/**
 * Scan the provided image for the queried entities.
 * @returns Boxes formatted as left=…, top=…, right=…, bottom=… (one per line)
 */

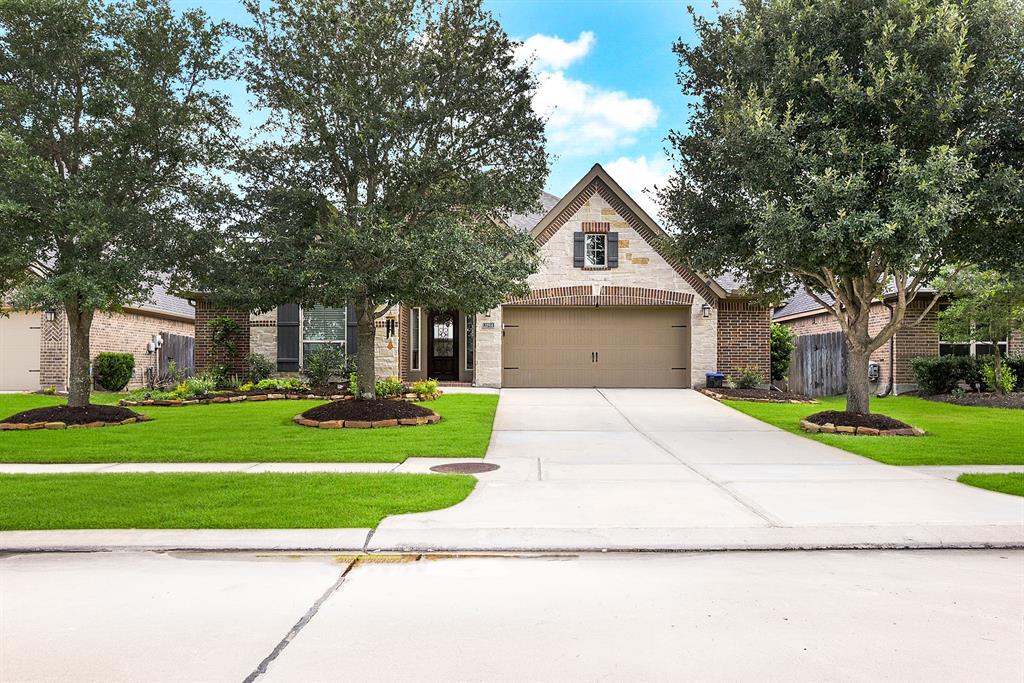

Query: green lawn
left=957, top=473, right=1024, bottom=497
left=0, top=472, right=476, bottom=529
left=724, top=395, right=1023, bottom=466
left=0, top=393, right=497, bottom=463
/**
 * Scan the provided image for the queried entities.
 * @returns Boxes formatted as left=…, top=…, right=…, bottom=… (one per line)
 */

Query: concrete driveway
left=371, top=389, right=1024, bottom=550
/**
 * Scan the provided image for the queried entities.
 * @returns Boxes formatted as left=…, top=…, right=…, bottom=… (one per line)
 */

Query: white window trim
left=465, top=314, right=475, bottom=371
left=584, top=233, right=607, bottom=268
left=410, top=307, right=421, bottom=371
left=939, top=338, right=1009, bottom=356
left=300, top=306, right=348, bottom=366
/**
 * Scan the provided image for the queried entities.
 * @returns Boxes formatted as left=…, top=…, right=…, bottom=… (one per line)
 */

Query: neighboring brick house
left=194, top=164, right=771, bottom=388
left=0, top=285, right=195, bottom=392
left=774, top=287, right=1024, bottom=395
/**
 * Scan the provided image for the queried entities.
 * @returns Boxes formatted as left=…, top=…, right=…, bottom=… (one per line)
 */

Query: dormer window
left=584, top=233, right=607, bottom=267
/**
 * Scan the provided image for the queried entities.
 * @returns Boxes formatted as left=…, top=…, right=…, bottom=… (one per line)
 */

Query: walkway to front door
left=371, top=388, right=1024, bottom=551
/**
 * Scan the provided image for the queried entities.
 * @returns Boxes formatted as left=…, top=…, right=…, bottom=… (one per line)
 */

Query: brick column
left=194, top=299, right=250, bottom=375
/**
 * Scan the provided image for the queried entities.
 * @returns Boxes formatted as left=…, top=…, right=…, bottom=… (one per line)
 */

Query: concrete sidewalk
left=369, top=389, right=1024, bottom=551
left=2, top=389, right=1021, bottom=553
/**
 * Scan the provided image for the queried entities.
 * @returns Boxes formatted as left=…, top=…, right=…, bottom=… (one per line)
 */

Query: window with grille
left=302, top=306, right=346, bottom=361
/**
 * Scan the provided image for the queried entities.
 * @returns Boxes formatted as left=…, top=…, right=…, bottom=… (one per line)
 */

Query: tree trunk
left=845, top=313, right=871, bottom=414
left=353, top=294, right=377, bottom=400
left=992, top=343, right=1004, bottom=395
left=65, top=299, right=94, bottom=408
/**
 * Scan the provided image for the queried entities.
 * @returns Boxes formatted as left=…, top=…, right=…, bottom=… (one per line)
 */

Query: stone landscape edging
left=292, top=412, right=440, bottom=429
left=700, top=388, right=818, bottom=404
left=119, top=390, right=441, bottom=407
left=0, top=414, right=153, bottom=431
left=800, top=419, right=925, bottom=437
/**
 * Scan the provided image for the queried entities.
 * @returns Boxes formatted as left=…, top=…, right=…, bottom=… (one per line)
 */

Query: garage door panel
left=0, top=312, right=42, bottom=391
left=502, top=307, right=690, bottom=388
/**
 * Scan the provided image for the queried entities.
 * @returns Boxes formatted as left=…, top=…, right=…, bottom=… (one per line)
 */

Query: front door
left=428, top=311, right=459, bottom=381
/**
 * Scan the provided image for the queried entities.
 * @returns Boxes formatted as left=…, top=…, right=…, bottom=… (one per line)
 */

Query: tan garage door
left=0, top=312, right=42, bottom=391
left=502, top=306, right=690, bottom=388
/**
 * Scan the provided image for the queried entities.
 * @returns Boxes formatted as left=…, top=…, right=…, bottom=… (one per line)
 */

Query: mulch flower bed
left=701, top=387, right=817, bottom=404
left=924, top=392, right=1024, bottom=410
left=801, top=410, right=923, bottom=437
left=294, top=399, right=440, bottom=429
left=0, top=404, right=149, bottom=431
left=120, top=389, right=441, bottom=407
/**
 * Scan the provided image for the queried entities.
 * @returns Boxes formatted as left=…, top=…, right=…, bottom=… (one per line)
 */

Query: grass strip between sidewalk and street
left=956, top=473, right=1024, bottom=497
left=0, top=393, right=497, bottom=463
left=723, top=395, right=1023, bottom=466
left=0, top=473, right=476, bottom=529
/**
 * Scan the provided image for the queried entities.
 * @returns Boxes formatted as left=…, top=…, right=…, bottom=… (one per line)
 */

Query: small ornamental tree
left=658, top=0, right=1024, bottom=414
left=201, top=0, right=547, bottom=399
left=935, top=267, right=1024, bottom=394
left=0, top=0, right=234, bottom=407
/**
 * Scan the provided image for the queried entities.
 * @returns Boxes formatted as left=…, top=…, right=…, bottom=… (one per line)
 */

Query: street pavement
left=1, top=549, right=1021, bottom=682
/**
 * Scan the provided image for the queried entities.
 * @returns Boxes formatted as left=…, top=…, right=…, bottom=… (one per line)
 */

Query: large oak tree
left=0, top=0, right=234, bottom=407
left=203, top=0, right=547, bottom=398
left=659, top=0, right=1024, bottom=413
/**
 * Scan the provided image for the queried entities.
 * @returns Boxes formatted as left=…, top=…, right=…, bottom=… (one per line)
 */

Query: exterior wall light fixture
left=701, top=303, right=712, bottom=318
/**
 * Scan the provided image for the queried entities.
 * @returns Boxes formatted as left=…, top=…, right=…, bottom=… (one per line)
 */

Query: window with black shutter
left=276, top=304, right=300, bottom=372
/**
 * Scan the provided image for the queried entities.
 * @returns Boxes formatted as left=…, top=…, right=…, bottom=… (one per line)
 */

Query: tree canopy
left=200, top=0, right=548, bottom=397
left=0, top=0, right=235, bottom=406
left=659, top=0, right=1024, bottom=412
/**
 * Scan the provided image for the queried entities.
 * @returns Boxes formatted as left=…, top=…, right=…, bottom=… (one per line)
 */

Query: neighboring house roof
left=773, top=287, right=835, bottom=320
left=774, top=284, right=941, bottom=321
left=130, top=283, right=195, bottom=321
left=506, top=192, right=562, bottom=234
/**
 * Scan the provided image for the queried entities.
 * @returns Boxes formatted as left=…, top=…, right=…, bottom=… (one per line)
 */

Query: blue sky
left=173, top=0, right=721, bottom=216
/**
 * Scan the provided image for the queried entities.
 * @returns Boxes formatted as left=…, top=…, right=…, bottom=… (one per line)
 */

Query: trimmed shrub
left=254, top=377, right=307, bottom=391
left=410, top=378, right=440, bottom=400
left=173, top=373, right=217, bottom=399
left=911, top=355, right=982, bottom=394
left=1005, top=356, right=1024, bottom=391
left=302, top=347, right=344, bottom=387
left=246, top=353, right=274, bottom=383
left=375, top=375, right=405, bottom=398
left=94, top=352, right=135, bottom=391
left=981, top=362, right=1016, bottom=393
left=731, top=367, right=764, bottom=389
left=770, top=322, right=795, bottom=381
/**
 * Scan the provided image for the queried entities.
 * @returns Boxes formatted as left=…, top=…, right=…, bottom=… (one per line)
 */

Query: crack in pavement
left=242, top=558, right=360, bottom=682
left=594, top=389, right=783, bottom=527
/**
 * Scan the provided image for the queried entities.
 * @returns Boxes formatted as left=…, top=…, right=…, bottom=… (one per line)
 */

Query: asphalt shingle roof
left=134, top=283, right=195, bottom=320
left=505, top=191, right=562, bottom=233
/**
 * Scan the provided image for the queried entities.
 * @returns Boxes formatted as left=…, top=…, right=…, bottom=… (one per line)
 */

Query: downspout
left=878, top=302, right=895, bottom=397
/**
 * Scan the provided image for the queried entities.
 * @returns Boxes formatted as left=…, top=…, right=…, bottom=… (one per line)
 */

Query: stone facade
left=250, top=308, right=277, bottom=364
left=37, top=308, right=194, bottom=391
left=474, top=179, right=728, bottom=388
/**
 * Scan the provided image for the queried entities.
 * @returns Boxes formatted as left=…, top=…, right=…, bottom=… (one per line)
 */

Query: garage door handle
left=595, top=351, right=599, bottom=363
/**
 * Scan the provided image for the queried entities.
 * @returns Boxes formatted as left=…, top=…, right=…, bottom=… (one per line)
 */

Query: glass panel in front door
left=433, top=315, right=455, bottom=357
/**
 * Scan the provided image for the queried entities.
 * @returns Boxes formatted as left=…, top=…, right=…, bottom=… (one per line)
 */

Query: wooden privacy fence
left=789, top=331, right=848, bottom=397
left=157, top=332, right=194, bottom=379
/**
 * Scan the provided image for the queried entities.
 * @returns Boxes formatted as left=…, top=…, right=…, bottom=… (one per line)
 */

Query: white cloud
left=604, top=154, right=674, bottom=223
left=514, top=31, right=595, bottom=71
left=515, top=31, right=660, bottom=159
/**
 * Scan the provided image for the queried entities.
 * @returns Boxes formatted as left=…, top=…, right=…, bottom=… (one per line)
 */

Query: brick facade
left=35, top=307, right=194, bottom=391
left=778, top=298, right=939, bottom=392
left=194, top=300, right=250, bottom=376
left=717, top=299, right=772, bottom=381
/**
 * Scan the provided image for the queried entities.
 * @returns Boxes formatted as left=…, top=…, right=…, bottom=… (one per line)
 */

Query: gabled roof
left=773, top=287, right=835, bottom=320
left=526, top=164, right=730, bottom=302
